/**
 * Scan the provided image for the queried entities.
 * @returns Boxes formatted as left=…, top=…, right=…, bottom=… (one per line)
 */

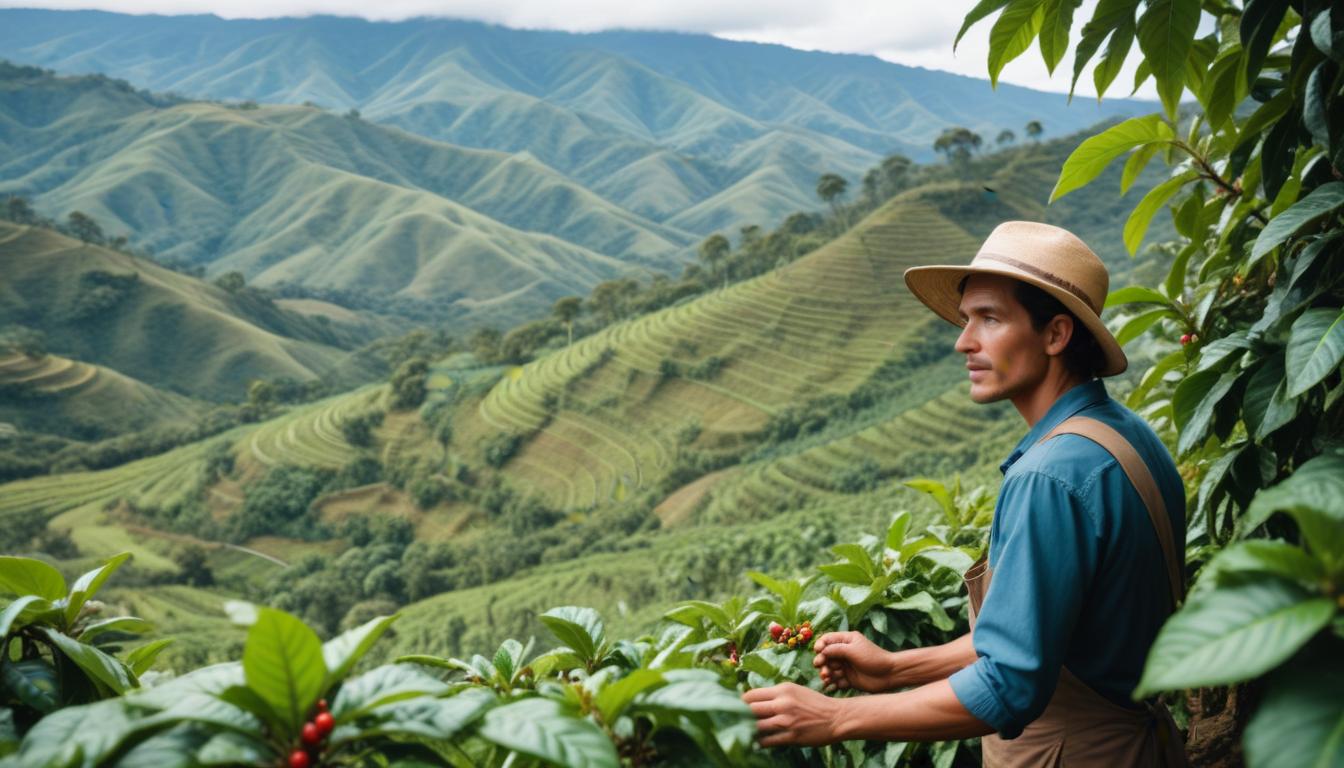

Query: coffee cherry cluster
left=1180, top=333, right=1199, bottom=346
left=287, top=699, right=334, bottom=768
left=764, top=620, right=813, bottom=650
left=725, top=641, right=740, bottom=666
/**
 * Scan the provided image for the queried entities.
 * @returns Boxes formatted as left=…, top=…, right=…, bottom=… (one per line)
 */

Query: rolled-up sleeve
left=948, top=468, right=1100, bottom=738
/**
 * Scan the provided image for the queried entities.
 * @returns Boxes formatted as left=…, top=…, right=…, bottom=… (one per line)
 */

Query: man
left=743, top=221, right=1187, bottom=765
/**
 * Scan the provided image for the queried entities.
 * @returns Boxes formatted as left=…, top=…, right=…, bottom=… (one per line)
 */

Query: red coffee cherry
left=301, top=722, right=320, bottom=746
left=288, top=750, right=310, bottom=768
left=314, top=711, right=334, bottom=736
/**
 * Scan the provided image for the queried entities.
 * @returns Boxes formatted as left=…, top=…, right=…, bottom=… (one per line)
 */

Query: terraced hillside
left=441, top=195, right=1009, bottom=516
left=0, top=351, right=202, bottom=439
left=0, top=222, right=377, bottom=401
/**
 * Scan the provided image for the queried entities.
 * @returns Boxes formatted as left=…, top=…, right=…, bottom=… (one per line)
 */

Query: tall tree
left=816, top=173, right=849, bottom=226
left=698, top=234, right=731, bottom=289
left=552, top=296, right=582, bottom=346
left=66, top=211, right=103, bottom=245
left=933, top=127, right=983, bottom=164
left=996, top=129, right=1016, bottom=146
left=1024, top=120, right=1043, bottom=141
left=4, top=196, right=34, bottom=225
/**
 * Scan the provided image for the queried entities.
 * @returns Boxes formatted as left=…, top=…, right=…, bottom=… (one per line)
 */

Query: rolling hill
left=0, top=221, right=380, bottom=402
left=0, top=63, right=695, bottom=326
left=0, top=350, right=203, bottom=439
left=0, top=10, right=1151, bottom=246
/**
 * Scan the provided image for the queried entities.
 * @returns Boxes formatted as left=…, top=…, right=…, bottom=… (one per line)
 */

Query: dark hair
left=957, top=275, right=1105, bottom=380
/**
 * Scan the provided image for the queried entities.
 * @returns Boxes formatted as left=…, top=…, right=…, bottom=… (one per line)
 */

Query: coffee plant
left=962, top=0, right=1344, bottom=763
left=1, top=486, right=990, bottom=767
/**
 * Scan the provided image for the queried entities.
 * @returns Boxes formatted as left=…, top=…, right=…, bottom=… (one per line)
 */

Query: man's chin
left=967, top=382, right=1004, bottom=404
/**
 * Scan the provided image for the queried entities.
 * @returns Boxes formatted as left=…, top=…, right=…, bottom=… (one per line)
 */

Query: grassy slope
left=0, top=222, right=374, bottom=401
left=0, top=351, right=204, bottom=439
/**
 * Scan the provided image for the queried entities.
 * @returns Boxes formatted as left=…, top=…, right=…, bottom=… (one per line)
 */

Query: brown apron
left=965, top=416, right=1187, bottom=767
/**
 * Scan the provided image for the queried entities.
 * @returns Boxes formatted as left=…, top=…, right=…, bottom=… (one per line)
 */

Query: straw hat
left=902, top=221, right=1127, bottom=377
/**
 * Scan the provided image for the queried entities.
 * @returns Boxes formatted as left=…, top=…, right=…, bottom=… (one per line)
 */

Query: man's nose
left=954, top=324, right=975, bottom=353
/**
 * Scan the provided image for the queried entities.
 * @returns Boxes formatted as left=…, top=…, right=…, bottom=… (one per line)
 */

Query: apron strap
left=1038, top=415, right=1184, bottom=610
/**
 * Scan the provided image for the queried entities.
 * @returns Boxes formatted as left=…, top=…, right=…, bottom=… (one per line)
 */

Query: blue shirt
left=947, top=379, right=1185, bottom=739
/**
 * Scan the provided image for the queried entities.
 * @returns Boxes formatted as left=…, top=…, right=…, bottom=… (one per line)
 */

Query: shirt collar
left=999, top=379, right=1109, bottom=474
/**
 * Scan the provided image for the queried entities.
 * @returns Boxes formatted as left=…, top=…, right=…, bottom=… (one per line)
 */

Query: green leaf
left=956, top=0, right=1011, bottom=50
left=1243, top=646, right=1344, bottom=768
left=242, top=607, right=326, bottom=736
left=1251, top=182, right=1344, bottom=264
left=888, top=592, right=955, bottom=631
left=330, top=664, right=449, bottom=720
left=636, top=675, right=752, bottom=716
left=40, top=628, right=136, bottom=695
left=322, top=613, right=396, bottom=690
left=1051, top=114, right=1173, bottom=201
left=1245, top=454, right=1344, bottom=563
left=1192, top=334, right=1251, bottom=374
left=3, top=699, right=142, bottom=768
left=1038, top=0, right=1081, bottom=73
left=1200, top=47, right=1246, bottom=131
left=1311, top=8, right=1344, bottom=63
left=1136, top=577, right=1336, bottom=695
left=0, top=557, right=66, bottom=603
left=818, top=563, right=872, bottom=585
left=125, top=639, right=173, bottom=677
left=1203, top=540, right=1327, bottom=587
left=1092, top=15, right=1136, bottom=98
left=0, top=707, right=16, bottom=758
left=540, top=607, right=605, bottom=664
left=1240, top=0, right=1291, bottom=83
left=0, top=596, right=45, bottom=639
left=64, top=553, right=131, bottom=627
left=346, top=687, right=494, bottom=743
left=902, top=478, right=958, bottom=527
left=476, top=697, right=619, bottom=768
left=1, top=659, right=57, bottom=713
left=1114, top=308, right=1173, bottom=346
left=1242, top=352, right=1298, bottom=440
left=1286, top=308, right=1344, bottom=398
left=1172, top=368, right=1239, bottom=455
left=885, top=511, right=912, bottom=551
left=77, top=616, right=152, bottom=643
left=1124, top=170, right=1199, bottom=254
left=1121, top=142, right=1159, bottom=194
left=1069, top=0, right=1142, bottom=99
left=595, top=668, right=664, bottom=723
left=1135, top=0, right=1202, bottom=120
left=988, top=0, right=1046, bottom=88
left=1105, top=285, right=1173, bottom=308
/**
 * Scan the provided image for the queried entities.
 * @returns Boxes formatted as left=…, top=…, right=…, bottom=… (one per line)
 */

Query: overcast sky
left=3, top=1, right=1158, bottom=99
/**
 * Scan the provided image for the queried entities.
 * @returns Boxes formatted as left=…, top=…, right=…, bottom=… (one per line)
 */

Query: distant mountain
left=0, top=63, right=694, bottom=324
left=0, top=9, right=1151, bottom=241
left=0, top=221, right=378, bottom=402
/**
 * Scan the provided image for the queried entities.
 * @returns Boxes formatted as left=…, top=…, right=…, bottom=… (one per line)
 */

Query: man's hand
left=742, top=682, right=846, bottom=747
left=812, top=631, right=896, bottom=692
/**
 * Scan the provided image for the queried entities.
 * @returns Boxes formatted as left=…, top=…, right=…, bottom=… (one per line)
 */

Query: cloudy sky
left=3, top=0, right=1156, bottom=98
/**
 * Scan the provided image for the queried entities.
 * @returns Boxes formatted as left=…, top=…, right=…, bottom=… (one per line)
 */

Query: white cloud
left=4, top=0, right=1159, bottom=98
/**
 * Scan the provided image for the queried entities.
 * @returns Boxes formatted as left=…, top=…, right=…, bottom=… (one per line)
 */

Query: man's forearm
left=835, top=679, right=995, bottom=742
left=885, top=632, right=977, bottom=688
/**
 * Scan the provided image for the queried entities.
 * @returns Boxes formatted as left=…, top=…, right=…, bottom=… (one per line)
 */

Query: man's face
left=954, top=275, right=1053, bottom=404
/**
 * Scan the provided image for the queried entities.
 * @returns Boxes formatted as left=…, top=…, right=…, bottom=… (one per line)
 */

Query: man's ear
left=1044, top=314, right=1074, bottom=356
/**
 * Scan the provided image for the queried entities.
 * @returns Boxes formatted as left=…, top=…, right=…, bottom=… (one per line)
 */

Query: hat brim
left=903, top=263, right=1128, bottom=377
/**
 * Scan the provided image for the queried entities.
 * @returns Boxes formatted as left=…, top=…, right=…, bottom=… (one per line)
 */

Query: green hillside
left=0, top=65, right=697, bottom=326
left=0, top=222, right=376, bottom=402
left=0, top=10, right=1150, bottom=246
left=0, top=351, right=203, bottom=439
